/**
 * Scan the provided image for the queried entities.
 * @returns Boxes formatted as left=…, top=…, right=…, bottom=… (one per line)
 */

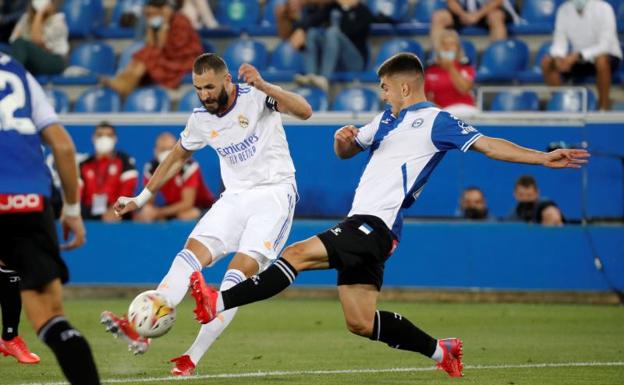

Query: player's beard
left=201, top=86, right=229, bottom=114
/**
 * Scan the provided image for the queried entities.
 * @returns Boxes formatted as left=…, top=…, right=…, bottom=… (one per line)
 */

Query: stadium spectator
left=293, top=0, right=395, bottom=91
left=425, top=29, right=478, bottom=116
left=275, top=0, right=330, bottom=41
left=459, top=186, right=490, bottom=220
left=430, top=0, right=520, bottom=42
left=0, top=0, right=28, bottom=43
left=79, top=123, right=138, bottom=222
left=101, top=0, right=202, bottom=97
left=536, top=201, right=564, bottom=226
left=8, top=0, right=68, bottom=76
left=135, top=132, right=215, bottom=222
left=507, top=175, right=563, bottom=223
left=541, top=0, right=622, bottom=111
left=176, top=0, right=219, bottom=30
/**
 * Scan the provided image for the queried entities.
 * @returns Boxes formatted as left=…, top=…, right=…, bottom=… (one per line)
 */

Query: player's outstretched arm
left=470, top=136, right=590, bottom=168
left=238, top=63, right=312, bottom=120
left=114, top=141, right=192, bottom=217
left=334, top=125, right=362, bottom=159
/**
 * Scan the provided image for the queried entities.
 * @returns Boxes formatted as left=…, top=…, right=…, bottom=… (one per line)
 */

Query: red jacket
left=143, top=158, right=215, bottom=209
left=425, top=62, right=476, bottom=108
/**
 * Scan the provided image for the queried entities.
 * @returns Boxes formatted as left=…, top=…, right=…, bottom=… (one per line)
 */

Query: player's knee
left=281, top=243, right=308, bottom=270
left=345, top=317, right=373, bottom=337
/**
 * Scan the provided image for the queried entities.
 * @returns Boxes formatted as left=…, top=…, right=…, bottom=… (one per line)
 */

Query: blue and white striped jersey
left=349, top=102, right=482, bottom=239
left=0, top=53, right=59, bottom=197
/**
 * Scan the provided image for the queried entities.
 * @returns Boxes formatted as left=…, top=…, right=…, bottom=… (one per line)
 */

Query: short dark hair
left=193, top=53, right=228, bottom=75
left=515, top=175, right=537, bottom=189
left=463, top=186, right=484, bottom=196
left=376, top=52, right=424, bottom=78
left=95, top=121, right=116, bottom=135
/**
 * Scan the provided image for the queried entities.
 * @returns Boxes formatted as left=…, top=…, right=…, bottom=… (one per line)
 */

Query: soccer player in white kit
left=100, top=53, right=312, bottom=375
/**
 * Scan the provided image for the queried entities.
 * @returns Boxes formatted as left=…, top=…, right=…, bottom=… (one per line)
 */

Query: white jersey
left=180, top=84, right=296, bottom=194
left=349, top=102, right=482, bottom=238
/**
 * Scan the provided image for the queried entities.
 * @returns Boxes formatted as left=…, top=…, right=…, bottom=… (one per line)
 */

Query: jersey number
left=0, top=70, right=36, bottom=134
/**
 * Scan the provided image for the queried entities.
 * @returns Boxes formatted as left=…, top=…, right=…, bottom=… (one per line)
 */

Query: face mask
left=438, top=50, right=456, bottom=61
left=463, top=208, right=488, bottom=220
left=157, top=150, right=171, bottom=164
left=32, top=0, right=50, bottom=11
left=515, top=201, right=536, bottom=222
left=94, top=136, right=115, bottom=155
left=148, top=15, right=164, bottom=29
left=571, top=0, right=588, bottom=11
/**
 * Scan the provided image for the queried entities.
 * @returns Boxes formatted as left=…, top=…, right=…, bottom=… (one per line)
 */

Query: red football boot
left=0, top=336, right=40, bottom=364
left=189, top=271, right=218, bottom=324
left=100, top=310, right=150, bottom=354
left=170, top=354, right=196, bottom=376
left=436, top=338, right=463, bottom=377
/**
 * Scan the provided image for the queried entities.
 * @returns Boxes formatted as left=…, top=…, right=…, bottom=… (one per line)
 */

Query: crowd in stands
left=0, top=0, right=621, bottom=112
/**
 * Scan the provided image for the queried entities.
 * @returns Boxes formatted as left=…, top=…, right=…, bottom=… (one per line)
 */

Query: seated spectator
left=430, top=0, right=520, bottom=42
left=275, top=0, right=330, bottom=41
left=459, top=186, right=490, bottom=220
left=507, top=175, right=563, bottom=223
left=176, top=0, right=218, bottom=30
left=9, top=0, right=68, bottom=76
left=135, top=132, right=215, bottom=222
left=536, top=201, right=564, bottom=226
left=102, top=0, right=202, bottom=97
left=0, top=0, right=28, bottom=43
left=425, top=29, right=478, bottom=116
left=292, top=0, right=395, bottom=91
left=79, top=122, right=138, bottom=222
left=541, top=0, right=622, bottom=111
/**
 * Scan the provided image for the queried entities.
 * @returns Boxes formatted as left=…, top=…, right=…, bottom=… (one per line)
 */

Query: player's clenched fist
left=334, top=125, right=359, bottom=144
left=113, top=196, right=139, bottom=217
left=238, top=63, right=266, bottom=90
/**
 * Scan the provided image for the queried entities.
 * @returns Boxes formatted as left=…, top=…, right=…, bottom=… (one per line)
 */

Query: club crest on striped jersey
left=238, top=114, right=249, bottom=128
left=411, top=118, right=424, bottom=128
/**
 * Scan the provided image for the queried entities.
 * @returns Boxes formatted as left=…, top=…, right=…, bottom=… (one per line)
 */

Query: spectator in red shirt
left=79, top=122, right=138, bottom=221
left=134, top=132, right=215, bottom=222
left=424, top=29, right=478, bottom=116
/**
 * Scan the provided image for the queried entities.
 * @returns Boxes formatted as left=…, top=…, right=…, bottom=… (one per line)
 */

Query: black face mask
left=515, top=201, right=536, bottom=222
left=201, top=86, right=229, bottom=114
left=463, top=208, right=488, bottom=220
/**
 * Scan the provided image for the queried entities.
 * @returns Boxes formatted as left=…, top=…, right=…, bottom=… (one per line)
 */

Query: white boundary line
left=13, top=361, right=624, bottom=385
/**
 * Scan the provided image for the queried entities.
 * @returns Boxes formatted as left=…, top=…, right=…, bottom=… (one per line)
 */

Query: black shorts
left=451, top=9, right=514, bottom=30
left=317, top=215, right=396, bottom=290
left=563, top=55, right=622, bottom=81
left=0, top=201, right=69, bottom=290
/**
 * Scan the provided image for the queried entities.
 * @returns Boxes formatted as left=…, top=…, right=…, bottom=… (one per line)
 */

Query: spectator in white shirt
left=541, top=0, right=622, bottom=110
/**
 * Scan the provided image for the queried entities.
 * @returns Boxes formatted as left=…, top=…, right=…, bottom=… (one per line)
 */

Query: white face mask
left=32, top=0, right=50, bottom=11
left=571, top=0, right=588, bottom=11
left=157, top=150, right=171, bottom=164
left=94, top=136, right=116, bottom=155
left=148, top=15, right=164, bottom=29
left=439, top=50, right=457, bottom=61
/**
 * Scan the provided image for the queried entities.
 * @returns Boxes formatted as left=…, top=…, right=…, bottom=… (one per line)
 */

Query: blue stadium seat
left=223, top=39, right=269, bottom=71
left=374, top=39, right=424, bottom=68
left=0, top=43, right=9, bottom=54
left=518, top=41, right=551, bottom=83
left=74, top=87, right=121, bottom=113
left=260, top=0, right=285, bottom=26
left=62, top=0, right=104, bottom=38
left=547, top=89, right=597, bottom=112
left=293, top=87, right=328, bottom=112
left=97, top=0, right=144, bottom=38
left=123, top=86, right=170, bottom=112
left=178, top=89, right=202, bottom=111
left=476, top=39, right=529, bottom=82
left=217, top=0, right=261, bottom=30
left=511, top=0, right=558, bottom=34
left=52, top=42, right=116, bottom=85
left=265, top=41, right=304, bottom=82
left=332, top=87, right=380, bottom=112
left=411, top=0, right=446, bottom=23
left=368, top=0, right=408, bottom=21
left=44, top=89, right=69, bottom=114
left=606, top=0, right=624, bottom=29
left=117, top=41, right=144, bottom=73
left=490, top=91, right=539, bottom=111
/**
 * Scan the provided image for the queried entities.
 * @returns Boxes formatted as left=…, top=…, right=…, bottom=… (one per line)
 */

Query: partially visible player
left=101, top=53, right=312, bottom=375
left=0, top=53, right=100, bottom=384
left=190, top=53, right=590, bottom=377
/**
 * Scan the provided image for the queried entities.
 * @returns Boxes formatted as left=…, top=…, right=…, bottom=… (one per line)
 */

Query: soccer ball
left=128, top=290, right=176, bottom=338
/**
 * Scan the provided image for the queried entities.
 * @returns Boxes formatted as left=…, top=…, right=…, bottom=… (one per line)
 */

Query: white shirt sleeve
left=26, top=72, right=60, bottom=132
left=179, top=113, right=207, bottom=151
left=354, top=113, right=383, bottom=150
left=580, top=3, right=618, bottom=62
left=549, top=7, right=569, bottom=58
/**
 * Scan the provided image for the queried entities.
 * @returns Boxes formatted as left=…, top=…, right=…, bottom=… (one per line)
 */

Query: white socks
left=157, top=249, right=202, bottom=307
left=431, top=340, right=444, bottom=362
left=185, top=269, right=246, bottom=364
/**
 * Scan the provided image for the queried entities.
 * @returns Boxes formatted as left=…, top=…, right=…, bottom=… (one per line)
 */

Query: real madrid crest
left=238, top=114, right=249, bottom=128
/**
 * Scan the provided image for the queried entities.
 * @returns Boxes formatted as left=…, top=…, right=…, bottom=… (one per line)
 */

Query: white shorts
left=188, top=184, right=297, bottom=271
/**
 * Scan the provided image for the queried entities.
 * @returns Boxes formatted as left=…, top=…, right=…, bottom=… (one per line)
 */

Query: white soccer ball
left=128, top=290, right=176, bottom=338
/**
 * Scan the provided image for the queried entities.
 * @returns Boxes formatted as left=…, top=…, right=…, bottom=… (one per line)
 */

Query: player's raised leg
left=338, top=284, right=463, bottom=377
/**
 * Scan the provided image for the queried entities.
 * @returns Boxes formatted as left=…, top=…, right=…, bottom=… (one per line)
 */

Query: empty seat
left=74, top=87, right=121, bottom=113
left=217, top=0, right=261, bottom=30
left=477, top=39, right=529, bottom=82
left=260, top=0, right=283, bottom=26
left=547, top=89, right=597, bottom=112
left=44, top=89, right=69, bottom=114
left=518, top=40, right=551, bottom=83
left=520, top=0, right=558, bottom=24
left=62, top=0, right=104, bottom=38
left=123, top=86, right=170, bottom=112
left=490, top=91, right=539, bottom=111
left=178, top=89, right=202, bottom=111
left=368, top=0, right=408, bottom=21
left=70, top=42, right=116, bottom=75
left=332, top=87, right=380, bottom=112
left=223, top=39, right=269, bottom=71
left=269, top=41, right=304, bottom=72
left=373, top=39, right=424, bottom=69
left=293, top=87, right=328, bottom=112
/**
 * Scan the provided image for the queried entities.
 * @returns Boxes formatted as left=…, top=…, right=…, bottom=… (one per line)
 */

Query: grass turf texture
left=1, top=298, right=623, bottom=385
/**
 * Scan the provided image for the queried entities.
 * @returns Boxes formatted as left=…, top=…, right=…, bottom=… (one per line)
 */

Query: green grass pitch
left=1, top=298, right=623, bottom=385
